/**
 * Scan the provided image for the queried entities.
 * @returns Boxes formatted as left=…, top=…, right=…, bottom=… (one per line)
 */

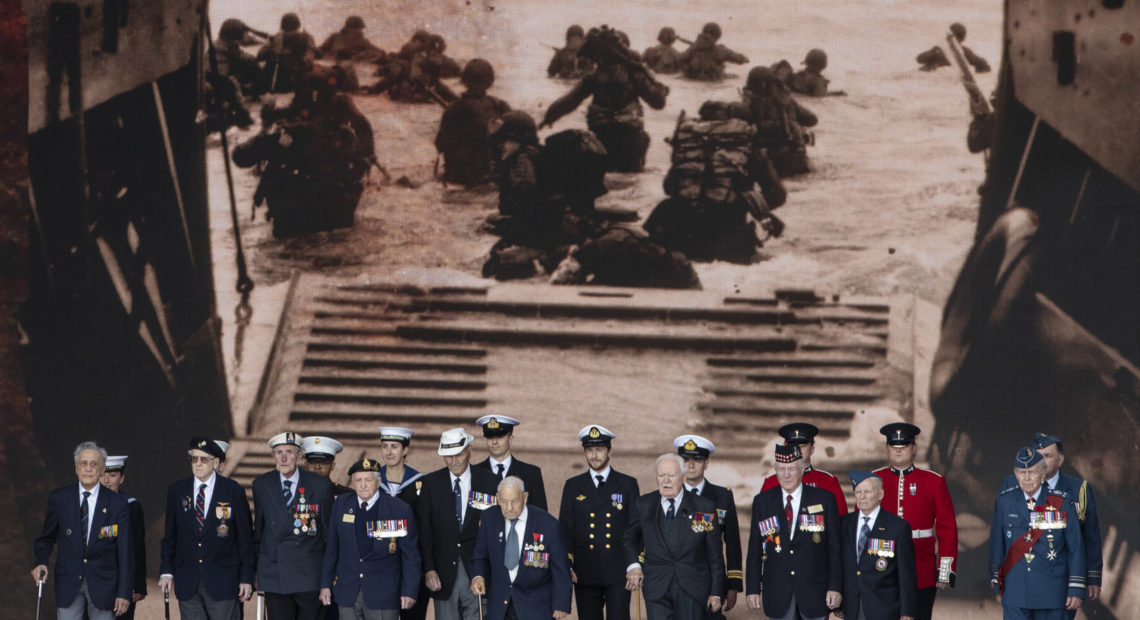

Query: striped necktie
left=80, top=491, right=91, bottom=553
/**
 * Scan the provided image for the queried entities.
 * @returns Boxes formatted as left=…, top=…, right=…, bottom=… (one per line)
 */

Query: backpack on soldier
left=662, top=108, right=756, bottom=205
left=537, top=129, right=609, bottom=213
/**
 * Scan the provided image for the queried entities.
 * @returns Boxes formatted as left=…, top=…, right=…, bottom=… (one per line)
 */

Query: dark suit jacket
left=252, top=469, right=333, bottom=594
left=623, top=490, right=725, bottom=606
left=34, top=483, right=132, bottom=609
left=746, top=485, right=841, bottom=619
left=160, top=475, right=255, bottom=601
left=474, top=456, right=548, bottom=511
left=120, top=492, right=148, bottom=595
left=841, top=509, right=917, bottom=620
left=694, top=480, right=743, bottom=594
left=321, top=491, right=421, bottom=609
left=413, top=466, right=501, bottom=599
left=471, top=505, right=572, bottom=619
left=558, top=469, right=639, bottom=586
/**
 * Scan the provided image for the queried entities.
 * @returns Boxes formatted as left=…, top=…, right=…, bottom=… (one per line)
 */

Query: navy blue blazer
left=34, top=483, right=132, bottom=609
left=321, top=491, right=421, bottom=610
left=159, top=474, right=255, bottom=601
left=841, top=509, right=917, bottom=620
left=745, top=485, right=841, bottom=619
left=471, top=505, right=572, bottom=619
left=413, top=466, right=501, bottom=600
left=252, top=469, right=334, bottom=594
left=989, top=486, right=1085, bottom=610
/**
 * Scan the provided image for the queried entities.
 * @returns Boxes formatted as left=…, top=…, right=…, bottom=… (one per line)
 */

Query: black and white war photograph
left=2, top=0, right=1139, bottom=617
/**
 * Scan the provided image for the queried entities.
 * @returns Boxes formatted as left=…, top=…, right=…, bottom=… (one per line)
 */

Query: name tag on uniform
left=343, top=513, right=356, bottom=523
left=807, top=504, right=824, bottom=514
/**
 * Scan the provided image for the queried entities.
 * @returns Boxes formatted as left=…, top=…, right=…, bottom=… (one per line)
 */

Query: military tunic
left=874, top=465, right=958, bottom=590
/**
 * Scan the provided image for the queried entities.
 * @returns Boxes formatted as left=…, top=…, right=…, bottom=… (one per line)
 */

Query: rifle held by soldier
left=946, top=32, right=991, bottom=117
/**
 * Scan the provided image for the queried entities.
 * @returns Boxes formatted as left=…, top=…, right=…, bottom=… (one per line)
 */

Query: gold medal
left=813, top=532, right=821, bottom=544
left=389, top=539, right=397, bottom=554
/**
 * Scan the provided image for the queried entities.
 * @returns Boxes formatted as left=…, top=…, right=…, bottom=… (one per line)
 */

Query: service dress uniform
left=874, top=423, right=957, bottom=620
left=989, top=448, right=1085, bottom=620
left=559, top=425, right=639, bottom=620
left=472, top=415, right=549, bottom=511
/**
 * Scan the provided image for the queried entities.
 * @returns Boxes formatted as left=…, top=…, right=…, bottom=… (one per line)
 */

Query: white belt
left=912, top=528, right=934, bottom=539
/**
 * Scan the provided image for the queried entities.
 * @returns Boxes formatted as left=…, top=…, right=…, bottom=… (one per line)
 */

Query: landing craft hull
left=931, top=0, right=1140, bottom=616
left=19, top=0, right=229, bottom=598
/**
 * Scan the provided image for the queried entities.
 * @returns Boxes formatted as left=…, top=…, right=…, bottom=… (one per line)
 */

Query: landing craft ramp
left=223, top=276, right=920, bottom=526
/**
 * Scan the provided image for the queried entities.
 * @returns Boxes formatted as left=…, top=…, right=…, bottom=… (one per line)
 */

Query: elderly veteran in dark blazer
left=32, top=441, right=133, bottom=620
left=624, top=453, right=726, bottom=619
left=159, top=437, right=255, bottom=620
left=414, top=427, right=501, bottom=620
left=840, top=471, right=917, bottom=620
left=470, top=476, right=572, bottom=619
left=253, top=431, right=334, bottom=620
left=320, top=457, right=421, bottom=619
left=746, top=443, right=842, bottom=620
left=472, top=415, right=549, bottom=511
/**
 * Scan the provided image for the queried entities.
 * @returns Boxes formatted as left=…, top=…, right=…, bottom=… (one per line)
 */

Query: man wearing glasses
left=159, top=437, right=254, bottom=619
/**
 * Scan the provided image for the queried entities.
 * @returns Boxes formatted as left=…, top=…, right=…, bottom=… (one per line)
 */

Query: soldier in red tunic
left=873, top=422, right=958, bottom=620
left=761, top=423, right=849, bottom=515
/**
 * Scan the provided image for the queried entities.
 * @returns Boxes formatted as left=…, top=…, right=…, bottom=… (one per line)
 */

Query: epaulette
left=998, top=486, right=1021, bottom=496
left=127, top=496, right=138, bottom=503
left=915, top=466, right=944, bottom=478
left=1047, top=488, right=1070, bottom=498
left=813, top=468, right=836, bottom=477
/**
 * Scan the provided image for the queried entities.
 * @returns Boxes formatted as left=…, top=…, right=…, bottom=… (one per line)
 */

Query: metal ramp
left=224, top=276, right=911, bottom=508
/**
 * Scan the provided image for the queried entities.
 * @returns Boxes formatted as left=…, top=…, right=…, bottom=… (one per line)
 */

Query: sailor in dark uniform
left=303, top=436, right=353, bottom=497
left=472, top=416, right=548, bottom=511
left=99, top=455, right=147, bottom=619
left=673, top=434, right=742, bottom=617
left=375, top=427, right=429, bottom=620
left=558, top=425, right=640, bottom=620
left=998, top=432, right=1102, bottom=618
left=990, top=447, right=1085, bottom=619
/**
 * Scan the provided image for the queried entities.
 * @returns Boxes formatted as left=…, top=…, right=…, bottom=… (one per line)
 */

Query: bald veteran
left=990, top=447, right=1085, bottom=619
left=473, top=415, right=548, bottom=511
left=320, top=458, right=421, bottom=619
left=253, top=431, right=334, bottom=620
left=159, top=437, right=254, bottom=619
left=674, top=434, right=743, bottom=616
left=303, top=436, right=353, bottom=497
left=558, top=425, right=640, bottom=620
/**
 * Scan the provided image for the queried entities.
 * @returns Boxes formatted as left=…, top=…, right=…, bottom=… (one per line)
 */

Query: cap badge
left=895, top=429, right=903, bottom=441
left=589, top=427, right=601, bottom=439
left=684, top=439, right=697, bottom=451
left=286, top=432, right=296, bottom=444
left=362, top=459, right=371, bottom=469
left=487, top=418, right=500, bottom=429
left=314, top=438, right=321, bottom=444
left=198, top=440, right=207, bottom=448
left=793, top=430, right=802, bottom=439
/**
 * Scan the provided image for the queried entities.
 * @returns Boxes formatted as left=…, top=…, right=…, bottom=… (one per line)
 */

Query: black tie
left=80, top=491, right=91, bottom=553
left=666, top=498, right=675, bottom=523
left=453, top=477, right=463, bottom=525
left=497, top=463, right=506, bottom=480
left=596, top=474, right=605, bottom=488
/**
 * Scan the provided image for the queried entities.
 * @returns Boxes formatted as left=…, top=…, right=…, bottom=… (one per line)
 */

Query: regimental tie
left=497, top=463, right=506, bottom=480
left=282, top=479, right=293, bottom=506
left=858, top=516, right=870, bottom=556
left=80, top=491, right=91, bottom=553
left=453, top=478, right=463, bottom=525
left=195, top=483, right=207, bottom=534
left=666, top=498, right=675, bottom=523
left=785, top=495, right=794, bottom=533
left=596, top=474, right=605, bottom=488
left=505, top=518, right=520, bottom=571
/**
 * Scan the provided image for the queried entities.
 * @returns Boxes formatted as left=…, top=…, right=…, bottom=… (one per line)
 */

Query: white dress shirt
left=359, top=491, right=380, bottom=511
left=856, top=505, right=881, bottom=555
left=279, top=469, right=300, bottom=502
left=489, top=455, right=514, bottom=479
left=453, top=467, right=472, bottom=524
left=684, top=479, right=707, bottom=494
left=591, top=465, right=612, bottom=488
left=505, top=506, right=528, bottom=582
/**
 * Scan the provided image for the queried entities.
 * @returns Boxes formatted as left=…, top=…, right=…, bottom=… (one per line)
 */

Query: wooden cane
left=478, top=589, right=484, bottom=620
left=636, top=588, right=642, bottom=620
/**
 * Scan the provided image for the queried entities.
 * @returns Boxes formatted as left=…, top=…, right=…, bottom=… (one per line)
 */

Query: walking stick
left=256, top=590, right=264, bottom=620
left=34, top=575, right=44, bottom=620
left=477, top=590, right=484, bottom=620
left=163, top=585, right=170, bottom=620
left=636, top=588, right=643, bottom=620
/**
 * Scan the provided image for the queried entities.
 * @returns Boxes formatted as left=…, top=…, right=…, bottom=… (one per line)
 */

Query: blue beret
left=1014, top=446, right=1043, bottom=469
left=849, top=470, right=879, bottom=490
left=1031, top=432, right=1060, bottom=450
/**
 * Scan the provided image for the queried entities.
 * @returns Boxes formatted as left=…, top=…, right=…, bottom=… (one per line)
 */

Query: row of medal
left=1029, top=509, right=1068, bottom=530
left=690, top=512, right=716, bottom=533
left=469, top=491, right=496, bottom=511
left=217, top=504, right=232, bottom=538
left=293, top=497, right=320, bottom=536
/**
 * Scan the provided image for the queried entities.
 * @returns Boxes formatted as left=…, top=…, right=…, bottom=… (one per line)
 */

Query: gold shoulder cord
left=1078, top=480, right=1088, bottom=524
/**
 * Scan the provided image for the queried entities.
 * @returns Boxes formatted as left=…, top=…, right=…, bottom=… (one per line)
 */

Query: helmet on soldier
left=746, top=65, right=779, bottom=91
left=461, top=58, right=496, bottom=91
left=220, top=19, right=246, bottom=42
left=658, top=27, right=677, bottom=44
left=567, top=25, right=585, bottom=41
left=491, top=110, right=538, bottom=142
left=803, top=48, right=828, bottom=71
left=412, top=30, right=431, bottom=44
left=345, top=16, right=365, bottom=30
left=280, top=13, right=301, bottom=32
left=428, top=34, right=447, bottom=53
left=950, top=22, right=967, bottom=41
left=702, top=22, right=722, bottom=41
